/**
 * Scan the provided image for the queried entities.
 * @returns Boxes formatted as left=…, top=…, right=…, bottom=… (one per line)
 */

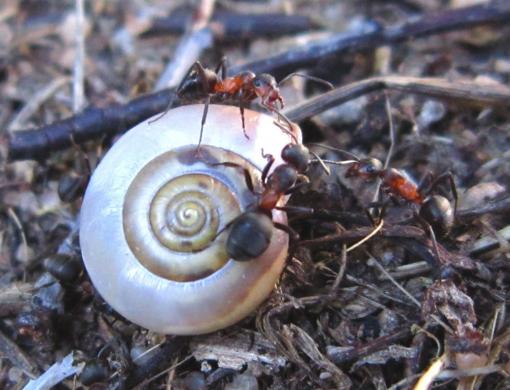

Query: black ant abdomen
left=226, top=211, right=274, bottom=261
left=419, top=195, right=454, bottom=237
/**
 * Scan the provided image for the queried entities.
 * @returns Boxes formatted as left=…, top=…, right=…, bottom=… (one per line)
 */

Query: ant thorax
left=381, top=168, right=423, bottom=204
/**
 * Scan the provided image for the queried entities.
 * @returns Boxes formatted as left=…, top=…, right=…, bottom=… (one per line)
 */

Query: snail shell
left=80, top=104, right=301, bottom=335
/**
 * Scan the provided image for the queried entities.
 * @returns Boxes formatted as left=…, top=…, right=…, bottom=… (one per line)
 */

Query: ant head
left=252, top=74, right=281, bottom=102
left=281, top=143, right=310, bottom=173
left=345, top=158, right=383, bottom=179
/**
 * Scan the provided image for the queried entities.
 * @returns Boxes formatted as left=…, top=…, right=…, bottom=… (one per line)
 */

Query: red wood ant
left=215, top=143, right=315, bottom=261
left=313, top=145, right=458, bottom=237
left=157, top=57, right=332, bottom=146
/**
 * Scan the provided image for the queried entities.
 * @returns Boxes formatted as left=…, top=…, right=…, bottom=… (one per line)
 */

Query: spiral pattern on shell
left=80, top=104, right=301, bottom=334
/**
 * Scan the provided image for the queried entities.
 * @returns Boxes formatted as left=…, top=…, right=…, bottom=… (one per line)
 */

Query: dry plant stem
left=7, top=3, right=510, bottom=160
left=0, top=282, right=33, bottom=317
left=0, top=328, right=38, bottom=378
left=413, top=354, right=448, bottom=390
left=228, top=1, right=510, bottom=78
left=366, top=252, right=454, bottom=333
left=284, top=76, right=510, bottom=122
left=327, top=328, right=412, bottom=364
left=144, top=11, right=318, bottom=41
left=73, top=0, right=86, bottom=112
left=346, top=219, right=384, bottom=253
left=298, top=224, right=425, bottom=248
left=154, top=0, right=216, bottom=91
left=9, top=74, right=510, bottom=160
left=7, top=77, right=70, bottom=132
left=329, top=244, right=347, bottom=292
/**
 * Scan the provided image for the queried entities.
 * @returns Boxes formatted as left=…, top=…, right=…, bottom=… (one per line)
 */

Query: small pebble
left=417, top=100, right=446, bottom=130
left=461, top=182, right=506, bottom=210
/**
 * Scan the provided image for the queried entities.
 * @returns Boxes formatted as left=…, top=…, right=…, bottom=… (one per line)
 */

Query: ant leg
left=269, top=109, right=298, bottom=143
left=196, top=95, right=210, bottom=150
left=284, top=175, right=310, bottom=195
left=260, top=153, right=275, bottom=184
left=417, top=171, right=434, bottom=193
left=239, top=103, right=250, bottom=139
left=150, top=61, right=207, bottom=124
left=212, top=162, right=257, bottom=193
left=215, top=56, right=227, bottom=80
left=273, top=222, right=300, bottom=243
left=427, top=172, right=458, bottom=215
left=414, top=212, right=442, bottom=265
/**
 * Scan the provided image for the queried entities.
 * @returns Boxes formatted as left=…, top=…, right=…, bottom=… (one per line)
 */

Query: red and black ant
left=157, top=57, right=332, bottom=146
left=314, top=145, right=458, bottom=237
left=214, top=143, right=317, bottom=261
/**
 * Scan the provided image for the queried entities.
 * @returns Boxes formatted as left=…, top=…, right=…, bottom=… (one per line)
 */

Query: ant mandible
left=215, top=143, right=315, bottom=261
left=314, top=145, right=458, bottom=237
left=162, top=57, right=332, bottom=147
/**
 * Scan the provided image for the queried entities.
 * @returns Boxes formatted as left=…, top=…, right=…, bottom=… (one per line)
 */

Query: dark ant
left=215, top=143, right=316, bottom=261
left=314, top=145, right=457, bottom=237
left=155, top=57, right=332, bottom=146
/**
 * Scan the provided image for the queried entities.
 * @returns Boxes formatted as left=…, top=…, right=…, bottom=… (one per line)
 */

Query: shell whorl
left=80, top=104, right=301, bottom=334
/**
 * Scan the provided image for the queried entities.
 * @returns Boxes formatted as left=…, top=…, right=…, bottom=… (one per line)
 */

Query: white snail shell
left=80, top=104, right=301, bottom=335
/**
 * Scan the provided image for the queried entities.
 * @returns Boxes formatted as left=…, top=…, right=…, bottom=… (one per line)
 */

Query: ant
left=215, top=142, right=317, bottom=261
left=156, top=57, right=332, bottom=147
left=314, top=145, right=457, bottom=237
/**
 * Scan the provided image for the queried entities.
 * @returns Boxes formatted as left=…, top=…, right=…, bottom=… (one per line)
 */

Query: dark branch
left=7, top=1, right=510, bottom=161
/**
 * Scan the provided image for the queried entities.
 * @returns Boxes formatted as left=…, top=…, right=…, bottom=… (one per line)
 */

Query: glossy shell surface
left=80, top=104, right=301, bottom=334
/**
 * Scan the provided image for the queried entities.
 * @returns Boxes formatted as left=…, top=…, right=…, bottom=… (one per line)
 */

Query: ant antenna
left=307, top=143, right=361, bottom=161
left=278, top=73, right=334, bottom=90
left=308, top=150, right=331, bottom=175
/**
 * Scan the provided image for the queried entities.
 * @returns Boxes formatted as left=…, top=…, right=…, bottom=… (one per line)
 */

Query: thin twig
left=8, top=2, right=510, bottom=160
left=285, top=75, right=510, bottom=122
left=73, top=0, right=86, bottom=112
left=7, top=77, right=70, bottom=132
left=154, top=0, right=216, bottom=91
left=229, top=1, right=510, bottom=78
left=330, top=244, right=347, bottom=292
left=365, top=251, right=454, bottom=334
left=346, top=219, right=384, bottom=253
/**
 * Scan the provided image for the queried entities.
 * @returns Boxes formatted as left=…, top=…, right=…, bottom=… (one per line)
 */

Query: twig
left=8, top=1, right=510, bottom=160
left=366, top=252, right=454, bottom=334
left=154, top=0, right=216, bottom=91
left=22, top=352, right=84, bottom=390
left=0, top=328, right=39, bottom=379
left=228, top=1, right=510, bottom=78
left=7, top=77, right=70, bottom=132
left=142, top=10, right=320, bottom=41
left=73, top=0, right=86, bottom=112
left=346, top=219, right=384, bottom=252
left=329, top=244, right=347, bottom=292
left=413, top=354, right=448, bottom=390
left=284, top=75, right=510, bottom=122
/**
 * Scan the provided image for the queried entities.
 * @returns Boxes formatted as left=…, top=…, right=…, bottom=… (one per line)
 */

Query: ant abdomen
left=226, top=212, right=274, bottom=261
left=419, top=195, right=454, bottom=237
